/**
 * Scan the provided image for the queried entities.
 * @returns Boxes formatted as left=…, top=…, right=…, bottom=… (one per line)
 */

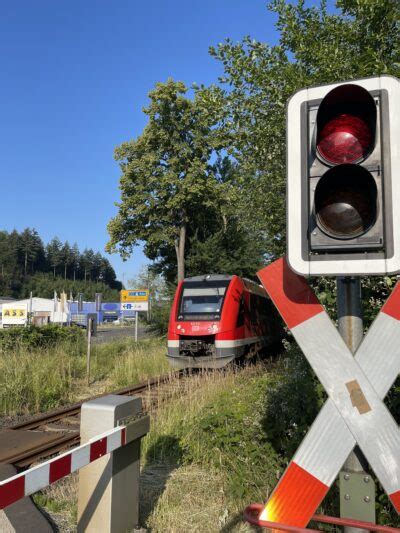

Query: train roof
left=182, top=274, right=268, bottom=298
left=183, top=274, right=233, bottom=282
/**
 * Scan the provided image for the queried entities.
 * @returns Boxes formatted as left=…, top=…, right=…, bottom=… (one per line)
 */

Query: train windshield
left=178, top=280, right=230, bottom=321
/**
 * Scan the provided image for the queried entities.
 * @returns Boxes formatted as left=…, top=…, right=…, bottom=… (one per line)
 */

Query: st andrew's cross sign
left=256, top=258, right=400, bottom=527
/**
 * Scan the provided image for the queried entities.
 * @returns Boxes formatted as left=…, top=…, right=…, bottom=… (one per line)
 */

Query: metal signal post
left=337, top=277, right=373, bottom=532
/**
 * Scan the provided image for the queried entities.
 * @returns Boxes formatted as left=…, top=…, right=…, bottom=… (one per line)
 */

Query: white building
left=1, top=297, right=70, bottom=327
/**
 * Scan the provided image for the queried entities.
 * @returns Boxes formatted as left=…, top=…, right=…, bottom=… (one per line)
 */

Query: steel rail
left=11, top=370, right=184, bottom=431
left=4, top=370, right=186, bottom=467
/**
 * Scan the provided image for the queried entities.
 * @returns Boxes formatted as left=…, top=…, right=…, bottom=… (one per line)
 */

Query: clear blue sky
left=0, top=0, right=282, bottom=285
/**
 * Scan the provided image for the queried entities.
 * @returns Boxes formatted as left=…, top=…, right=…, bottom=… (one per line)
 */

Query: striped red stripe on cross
left=257, top=258, right=400, bottom=526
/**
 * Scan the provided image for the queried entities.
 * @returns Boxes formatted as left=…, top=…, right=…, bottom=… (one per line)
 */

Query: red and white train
left=167, top=274, right=284, bottom=369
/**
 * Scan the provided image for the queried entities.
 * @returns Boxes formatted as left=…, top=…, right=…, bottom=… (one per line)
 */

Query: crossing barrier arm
left=0, top=395, right=150, bottom=533
left=0, top=415, right=149, bottom=510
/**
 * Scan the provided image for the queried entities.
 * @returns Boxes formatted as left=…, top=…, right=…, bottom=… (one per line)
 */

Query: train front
left=167, top=274, right=236, bottom=369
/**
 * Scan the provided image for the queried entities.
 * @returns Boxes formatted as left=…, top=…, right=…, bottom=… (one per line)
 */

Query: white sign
left=121, top=302, right=148, bottom=312
left=2, top=303, right=28, bottom=326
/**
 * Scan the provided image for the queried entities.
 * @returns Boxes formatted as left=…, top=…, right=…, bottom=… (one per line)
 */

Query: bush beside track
left=0, top=324, right=84, bottom=352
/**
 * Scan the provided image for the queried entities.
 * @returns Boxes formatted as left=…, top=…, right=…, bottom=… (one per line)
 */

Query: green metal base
left=340, top=471, right=376, bottom=523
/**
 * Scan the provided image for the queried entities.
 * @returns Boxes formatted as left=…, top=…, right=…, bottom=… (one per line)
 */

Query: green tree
left=207, top=3, right=400, bottom=524
left=22, top=272, right=120, bottom=301
left=70, top=243, right=80, bottom=282
left=80, top=249, right=95, bottom=282
left=46, top=237, right=62, bottom=278
left=19, top=228, right=43, bottom=276
left=60, top=242, right=72, bottom=280
left=186, top=221, right=266, bottom=280
left=107, top=79, right=229, bottom=282
left=208, top=0, right=400, bottom=258
left=0, top=231, right=19, bottom=293
left=128, top=265, right=174, bottom=333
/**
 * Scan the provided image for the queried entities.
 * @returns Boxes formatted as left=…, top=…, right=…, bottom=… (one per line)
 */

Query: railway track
left=2, top=370, right=186, bottom=468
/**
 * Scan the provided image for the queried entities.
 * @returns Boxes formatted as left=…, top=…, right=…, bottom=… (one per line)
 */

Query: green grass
left=141, top=364, right=285, bottom=516
left=0, top=336, right=169, bottom=417
left=28, top=343, right=400, bottom=530
left=34, top=346, right=400, bottom=530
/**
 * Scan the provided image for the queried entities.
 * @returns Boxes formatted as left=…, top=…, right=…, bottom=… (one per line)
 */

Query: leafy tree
left=128, top=265, right=174, bottom=333
left=208, top=0, right=400, bottom=259
left=186, top=221, right=266, bottom=280
left=128, top=265, right=166, bottom=304
left=206, top=3, right=400, bottom=524
left=107, top=79, right=229, bottom=282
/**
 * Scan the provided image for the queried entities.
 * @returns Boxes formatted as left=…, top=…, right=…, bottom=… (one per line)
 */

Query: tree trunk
left=53, top=266, right=56, bottom=278
left=175, top=222, right=186, bottom=282
left=222, top=214, right=228, bottom=233
left=24, top=252, right=28, bottom=276
left=73, top=269, right=76, bottom=282
left=64, top=263, right=67, bottom=280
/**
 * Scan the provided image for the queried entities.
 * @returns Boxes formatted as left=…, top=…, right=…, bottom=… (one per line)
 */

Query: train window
left=250, top=293, right=271, bottom=323
left=177, top=280, right=230, bottom=321
left=236, top=297, right=245, bottom=328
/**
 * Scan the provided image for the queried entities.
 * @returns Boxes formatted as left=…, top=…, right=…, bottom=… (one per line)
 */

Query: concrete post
left=77, top=395, right=148, bottom=533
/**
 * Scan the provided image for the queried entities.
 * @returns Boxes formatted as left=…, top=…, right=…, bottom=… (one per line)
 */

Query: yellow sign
left=120, top=290, right=149, bottom=303
left=2, top=303, right=28, bottom=325
left=3, top=308, right=26, bottom=318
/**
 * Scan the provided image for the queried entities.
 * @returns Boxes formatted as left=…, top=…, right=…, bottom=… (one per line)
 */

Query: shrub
left=261, top=342, right=326, bottom=457
left=148, top=300, right=171, bottom=336
left=180, top=371, right=284, bottom=504
left=0, top=324, right=84, bottom=352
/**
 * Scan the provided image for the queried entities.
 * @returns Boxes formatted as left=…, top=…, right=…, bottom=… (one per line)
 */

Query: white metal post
left=135, top=311, right=138, bottom=342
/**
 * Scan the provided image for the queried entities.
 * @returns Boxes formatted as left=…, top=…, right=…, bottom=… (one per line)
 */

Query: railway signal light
left=286, top=75, right=400, bottom=276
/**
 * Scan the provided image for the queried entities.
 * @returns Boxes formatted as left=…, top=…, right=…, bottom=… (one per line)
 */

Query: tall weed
left=0, top=336, right=168, bottom=416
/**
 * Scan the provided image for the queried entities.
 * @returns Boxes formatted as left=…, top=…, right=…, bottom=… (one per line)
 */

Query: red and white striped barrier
left=256, top=258, right=400, bottom=527
left=0, top=424, right=129, bottom=510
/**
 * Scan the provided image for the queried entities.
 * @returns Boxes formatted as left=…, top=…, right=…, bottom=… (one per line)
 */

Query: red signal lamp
left=317, top=113, right=373, bottom=165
